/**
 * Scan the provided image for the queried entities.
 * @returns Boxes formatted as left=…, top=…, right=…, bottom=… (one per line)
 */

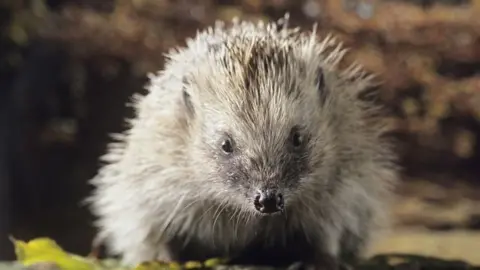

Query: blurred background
left=0, top=0, right=479, bottom=265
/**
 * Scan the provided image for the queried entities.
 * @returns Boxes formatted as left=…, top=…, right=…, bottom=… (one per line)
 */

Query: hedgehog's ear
left=316, top=68, right=327, bottom=105
left=183, top=90, right=194, bottom=115
left=182, top=78, right=195, bottom=118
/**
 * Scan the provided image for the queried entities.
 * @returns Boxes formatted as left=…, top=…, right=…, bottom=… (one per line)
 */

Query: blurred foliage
left=2, top=0, right=479, bottom=184
left=5, top=0, right=480, bottom=172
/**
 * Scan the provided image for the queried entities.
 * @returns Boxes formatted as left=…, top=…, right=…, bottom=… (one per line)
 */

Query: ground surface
left=369, top=180, right=480, bottom=264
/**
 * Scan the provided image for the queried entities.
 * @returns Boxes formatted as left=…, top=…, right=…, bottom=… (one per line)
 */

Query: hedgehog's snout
left=253, top=189, right=284, bottom=214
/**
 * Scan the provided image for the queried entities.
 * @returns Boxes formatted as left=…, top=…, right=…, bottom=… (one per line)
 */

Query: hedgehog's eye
left=221, top=138, right=234, bottom=154
left=290, top=127, right=303, bottom=148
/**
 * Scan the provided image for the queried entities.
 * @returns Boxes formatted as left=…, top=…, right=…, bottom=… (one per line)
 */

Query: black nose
left=254, top=190, right=284, bottom=214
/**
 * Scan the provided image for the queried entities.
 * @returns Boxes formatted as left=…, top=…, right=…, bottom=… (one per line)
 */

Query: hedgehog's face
left=185, top=80, right=331, bottom=217
left=190, top=118, right=316, bottom=216
left=184, top=39, right=339, bottom=216
left=209, top=122, right=318, bottom=215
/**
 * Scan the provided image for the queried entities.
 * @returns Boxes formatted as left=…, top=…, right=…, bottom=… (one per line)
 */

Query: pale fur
left=86, top=14, right=399, bottom=267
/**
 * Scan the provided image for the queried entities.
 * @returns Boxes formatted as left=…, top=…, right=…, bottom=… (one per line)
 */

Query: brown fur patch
left=242, top=40, right=293, bottom=97
left=221, top=39, right=301, bottom=130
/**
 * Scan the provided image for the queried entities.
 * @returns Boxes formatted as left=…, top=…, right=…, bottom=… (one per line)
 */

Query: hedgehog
left=86, top=14, right=399, bottom=270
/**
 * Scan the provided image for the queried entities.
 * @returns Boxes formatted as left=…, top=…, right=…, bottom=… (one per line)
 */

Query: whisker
left=157, top=193, right=187, bottom=240
left=212, top=201, right=230, bottom=235
left=211, top=199, right=227, bottom=246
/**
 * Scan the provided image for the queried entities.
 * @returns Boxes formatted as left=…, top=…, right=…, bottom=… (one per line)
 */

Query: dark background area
left=0, top=0, right=479, bottom=264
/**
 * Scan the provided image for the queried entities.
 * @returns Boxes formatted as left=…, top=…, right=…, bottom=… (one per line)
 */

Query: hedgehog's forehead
left=205, top=38, right=307, bottom=107
left=202, top=38, right=311, bottom=133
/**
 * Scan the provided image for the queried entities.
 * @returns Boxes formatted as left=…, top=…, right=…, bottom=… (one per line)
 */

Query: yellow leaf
left=134, top=261, right=162, bottom=270
left=166, top=262, right=181, bottom=269
left=184, top=261, right=202, bottom=269
left=204, top=258, right=228, bottom=268
left=10, top=236, right=95, bottom=270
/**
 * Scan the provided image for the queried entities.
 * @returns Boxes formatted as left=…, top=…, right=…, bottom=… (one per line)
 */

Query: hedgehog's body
left=87, top=15, right=398, bottom=269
